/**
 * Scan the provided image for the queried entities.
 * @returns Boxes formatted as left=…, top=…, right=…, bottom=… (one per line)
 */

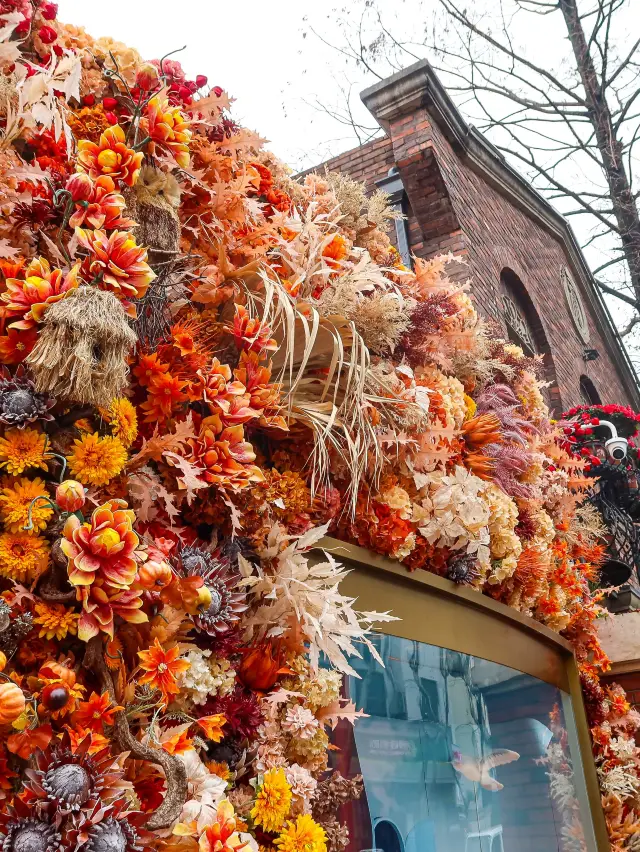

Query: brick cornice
left=362, top=60, right=640, bottom=406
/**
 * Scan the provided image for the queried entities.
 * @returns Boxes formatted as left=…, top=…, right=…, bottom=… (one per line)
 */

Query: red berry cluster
left=7, top=0, right=60, bottom=56
left=564, top=403, right=640, bottom=423
left=560, top=413, right=603, bottom=472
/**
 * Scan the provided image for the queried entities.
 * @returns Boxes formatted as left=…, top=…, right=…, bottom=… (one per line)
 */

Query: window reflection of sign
left=502, top=294, right=535, bottom=353
left=369, top=738, right=415, bottom=757
left=561, top=266, right=590, bottom=344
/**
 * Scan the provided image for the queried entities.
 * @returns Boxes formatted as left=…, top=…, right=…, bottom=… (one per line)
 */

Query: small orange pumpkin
left=0, top=681, right=26, bottom=725
left=0, top=651, right=6, bottom=672
left=38, top=661, right=76, bottom=687
left=138, top=558, right=173, bottom=591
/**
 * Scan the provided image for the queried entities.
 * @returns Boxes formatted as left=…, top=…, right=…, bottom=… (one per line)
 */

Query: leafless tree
left=308, top=0, right=640, bottom=335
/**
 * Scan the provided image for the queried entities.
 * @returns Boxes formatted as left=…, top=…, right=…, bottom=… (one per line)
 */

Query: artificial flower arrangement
left=0, top=3, right=638, bottom=851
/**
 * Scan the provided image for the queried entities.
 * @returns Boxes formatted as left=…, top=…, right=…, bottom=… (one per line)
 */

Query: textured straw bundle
left=26, top=286, right=137, bottom=406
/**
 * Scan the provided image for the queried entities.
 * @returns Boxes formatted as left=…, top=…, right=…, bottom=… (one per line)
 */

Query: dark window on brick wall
left=580, top=375, right=602, bottom=405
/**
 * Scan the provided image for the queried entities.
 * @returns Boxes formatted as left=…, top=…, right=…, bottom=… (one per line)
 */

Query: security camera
left=605, top=437, right=628, bottom=463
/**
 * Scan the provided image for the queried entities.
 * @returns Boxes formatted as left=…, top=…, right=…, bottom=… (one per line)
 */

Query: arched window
left=499, top=267, right=561, bottom=414
left=580, top=375, right=601, bottom=405
left=500, top=268, right=543, bottom=356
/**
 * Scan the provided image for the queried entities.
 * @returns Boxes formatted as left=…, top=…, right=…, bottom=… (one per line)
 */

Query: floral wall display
left=0, top=4, right=638, bottom=851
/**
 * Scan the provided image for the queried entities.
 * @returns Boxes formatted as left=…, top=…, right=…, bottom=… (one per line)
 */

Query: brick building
left=310, top=60, right=640, bottom=414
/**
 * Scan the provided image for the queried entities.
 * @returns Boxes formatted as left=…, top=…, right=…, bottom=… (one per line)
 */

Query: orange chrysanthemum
left=1, top=257, right=80, bottom=330
left=137, top=638, right=190, bottom=708
left=33, top=602, right=79, bottom=640
left=72, top=691, right=123, bottom=731
left=67, top=432, right=128, bottom=486
left=101, top=397, right=138, bottom=447
left=143, top=95, right=192, bottom=168
left=0, top=476, right=53, bottom=533
left=0, top=427, right=50, bottom=475
left=75, top=228, right=155, bottom=314
left=0, top=530, right=49, bottom=582
left=76, top=124, right=143, bottom=186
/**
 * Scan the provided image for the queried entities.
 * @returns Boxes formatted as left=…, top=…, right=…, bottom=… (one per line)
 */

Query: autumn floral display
left=0, top=5, right=636, bottom=851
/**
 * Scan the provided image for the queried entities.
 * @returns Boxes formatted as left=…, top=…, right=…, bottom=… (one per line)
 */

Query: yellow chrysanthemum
left=33, top=601, right=79, bottom=640
left=0, top=427, right=49, bottom=475
left=0, top=476, right=53, bottom=533
left=67, top=432, right=128, bottom=486
left=275, top=815, right=327, bottom=852
left=0, top=531, right=49, bottom=582
left=251, top=768, right=292, bottom=834
left=101, top=397, right=138, bottom=448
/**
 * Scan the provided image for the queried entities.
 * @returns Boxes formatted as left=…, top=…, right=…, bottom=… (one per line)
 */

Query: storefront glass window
left=330, top=634, right=598, bottom=852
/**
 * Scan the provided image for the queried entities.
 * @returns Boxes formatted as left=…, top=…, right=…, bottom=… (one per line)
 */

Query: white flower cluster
left=177, top=648, right=236, bottom=706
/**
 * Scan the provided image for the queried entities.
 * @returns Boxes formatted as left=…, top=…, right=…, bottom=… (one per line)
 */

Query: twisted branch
left=83, top=635, right=188, bottom=830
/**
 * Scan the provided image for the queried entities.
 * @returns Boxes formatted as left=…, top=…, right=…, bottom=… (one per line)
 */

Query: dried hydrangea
left=176, top=649, right=236, bottom=706
left=284, top=763, right=317, bottom=815
left=282, top=706, right=319, bottom=740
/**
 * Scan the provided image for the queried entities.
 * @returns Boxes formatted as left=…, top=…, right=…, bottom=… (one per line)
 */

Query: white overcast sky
left=57, top=0, right=367, bottom=171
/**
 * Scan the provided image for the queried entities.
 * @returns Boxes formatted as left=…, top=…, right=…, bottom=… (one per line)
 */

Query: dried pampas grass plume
left=26, top=286, right=137, bottom=406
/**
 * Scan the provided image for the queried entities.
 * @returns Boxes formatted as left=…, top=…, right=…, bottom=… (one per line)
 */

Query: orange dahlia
left=225, top=305, right=278, bottom=354
left=1, top=257, right=80, bottom=330
left=67, top=173, right=135, bottom=230
left=75, top=579, right=146, bottom=641
left=137, top=638, right=190, bottom=708
left=132, top=352, right=170, bottom=388
left=76, top=124, right=143, bottom=187
left=75, top=228, right=155, bottom=313
left=198, top=800, right=248, bottom=852
left=61, top=499, right=141, bottom=589
left=143, top=95, right=192, bottom=168
left=189, top=426, right=264, bottom=490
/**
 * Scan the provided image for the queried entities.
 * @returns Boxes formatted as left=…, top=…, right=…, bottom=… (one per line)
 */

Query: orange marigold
left=76, top=124, right=143, bottom=186
left=138, top=638, right=190, bottom=708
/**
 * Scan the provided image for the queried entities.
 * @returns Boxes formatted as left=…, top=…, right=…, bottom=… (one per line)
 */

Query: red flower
left=0, top=327, right=37, bottom=363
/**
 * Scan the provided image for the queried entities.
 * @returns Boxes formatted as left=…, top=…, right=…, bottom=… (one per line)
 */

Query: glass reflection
left=330, top=635, right=597, bottom=852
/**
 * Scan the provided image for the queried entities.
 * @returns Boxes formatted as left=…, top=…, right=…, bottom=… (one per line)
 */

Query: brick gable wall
left=311, top=110, right=635, bottom=412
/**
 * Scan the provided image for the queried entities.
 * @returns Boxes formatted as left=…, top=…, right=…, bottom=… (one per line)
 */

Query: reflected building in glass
left=330, top=634, right=597, bottom=852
